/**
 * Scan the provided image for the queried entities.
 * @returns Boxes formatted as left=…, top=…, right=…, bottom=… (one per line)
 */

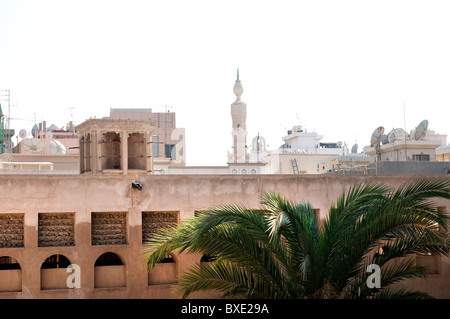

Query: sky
left=1, top=0, right=449, bottom=166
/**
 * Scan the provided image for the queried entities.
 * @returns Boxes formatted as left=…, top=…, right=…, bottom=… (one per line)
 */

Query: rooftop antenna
left=66, top=107, right=76, bottom=136
left=0, top=90, right=11, bottom=153
left=403, top=101, right=407, bottom=161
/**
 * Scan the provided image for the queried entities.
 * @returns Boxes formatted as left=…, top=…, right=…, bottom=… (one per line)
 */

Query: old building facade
left=0, top=174, right=448, bottom=299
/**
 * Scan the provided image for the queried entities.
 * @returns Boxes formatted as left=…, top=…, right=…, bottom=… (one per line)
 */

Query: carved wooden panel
left=0, top=214, right=24, bottom=248
left=91, top=212, right=127, bottom=245
left=38, top=213, right=75, bottom=247
left=142, top=212, right=178, bottom=243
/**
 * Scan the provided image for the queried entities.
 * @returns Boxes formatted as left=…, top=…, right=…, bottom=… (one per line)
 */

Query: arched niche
left=40, top=254, right=72, bottom=290
left=94, top=252, right=126, bottom=288
left=148, top=254, right=177, bottom=286
left=0, top=256, right=21, bottom=293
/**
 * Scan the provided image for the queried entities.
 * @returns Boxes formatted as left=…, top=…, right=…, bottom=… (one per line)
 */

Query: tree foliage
left=144, top=179, right=450, bottom=299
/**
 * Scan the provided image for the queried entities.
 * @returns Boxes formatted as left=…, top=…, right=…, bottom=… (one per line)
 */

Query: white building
left=363, top=121, right=447, bottom=163
left=263, top=124, right=350, bottom=174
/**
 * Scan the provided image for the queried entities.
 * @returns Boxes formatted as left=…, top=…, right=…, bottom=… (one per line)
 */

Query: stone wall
left=91, top=212, right=127, bottom=245
left=38, top=213, right=75, bottom=247
left=0, top=214, right=24, bottom=248
left=142, top=212, right=178, bottom=244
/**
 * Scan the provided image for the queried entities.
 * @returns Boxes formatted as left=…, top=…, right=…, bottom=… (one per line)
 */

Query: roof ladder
left=291, top=158, right=300, bottom=174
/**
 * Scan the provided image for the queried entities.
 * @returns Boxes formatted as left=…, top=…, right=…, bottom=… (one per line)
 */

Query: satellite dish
left=23, top=138, right=45, bottom=153
left=370, top=126, right=384, bottom=147
left=31, top=124, right=39, bottom=138
left=351, top=143, right=358, bottom=153
left=49, top=140, right=66, bottom=155
left=381, top=134, right=389, bottom=145
left=46, top=131, right=53, bottom=139
left=47, top=124, right=59, bottom=131
left=337, top=141, right=343, bottom=147
left=388, top=128, right=406, bottom=143
left=19, top=129, right=27, bottom=139
left=414, top=119, right=428, bottom=140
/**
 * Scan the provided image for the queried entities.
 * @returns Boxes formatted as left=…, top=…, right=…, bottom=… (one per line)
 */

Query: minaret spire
left=229, top=69, right=247, bottom=163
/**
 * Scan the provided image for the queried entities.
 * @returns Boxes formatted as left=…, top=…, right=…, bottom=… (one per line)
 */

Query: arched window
left=94, top=252, right=126, bottom=288
left=148, top=254, right=177, bottom=285
left=95, top=252, right=124, bottom=266
left=41, top=254, right=71, bottom=269
left=159, top=256, right=175, bottom=263
left=0, top=256, right=20, bottom=270
left=200, top=254, right=217, bottom=263
left=0, top=256, right=21, bottom=293
left=40, top=254, right=72, bottom=290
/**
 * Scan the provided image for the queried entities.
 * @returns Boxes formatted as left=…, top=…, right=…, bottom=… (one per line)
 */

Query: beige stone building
left=436, top=145, right=450, bottom=162
left=76, top=118, right=156, bottom=177
left=316, top=154, right=372, bottom=174
left=0, top=174, right=449, bottom=299
left=105, top=108, right=186, bottom=168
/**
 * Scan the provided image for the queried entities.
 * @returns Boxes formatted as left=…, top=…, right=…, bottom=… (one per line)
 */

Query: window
left=94, top=252, right=126, bottom=288
left=0, top=256, right=20, bottom=270
left=95, top=252, right=124, bottom=266
left=128, top=133, right=146, bottom=170
left=200, top=254, right=217, bottom=263
left=148, top=254, right=177, bottom=285
left=152, top=135, right=160, bottom=158
left=412, top=154, right=430, bottom=161
left=0, top=256, right=21, bottom=293
left=165, top=144, right=176, bottom=160
left=41, top=254, right=71, bottom=269
left=100, top=132, right=121, bottom=170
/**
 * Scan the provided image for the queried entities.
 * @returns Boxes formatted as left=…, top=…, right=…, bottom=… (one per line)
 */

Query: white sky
left=1, top=0, right=449, bottom=166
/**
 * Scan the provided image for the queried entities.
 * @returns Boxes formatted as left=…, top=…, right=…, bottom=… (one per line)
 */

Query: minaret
left=229, top=69, right=248, bottom=163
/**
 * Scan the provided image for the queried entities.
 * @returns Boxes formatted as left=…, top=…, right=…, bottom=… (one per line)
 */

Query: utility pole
left=403, top=101, right=407, bottom=161
left=0, top=90, right=11, bottom=153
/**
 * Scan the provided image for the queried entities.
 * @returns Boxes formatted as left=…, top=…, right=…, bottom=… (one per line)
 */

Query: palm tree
left=144, top=179, right=450, bottom=299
